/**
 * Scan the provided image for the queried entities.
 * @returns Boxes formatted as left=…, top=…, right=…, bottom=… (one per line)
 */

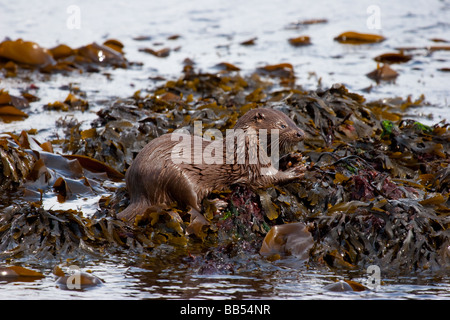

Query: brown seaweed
left=0, top=57, right=449, bottom=277
left=0, top=39, right=56, bottom=67
left=0, top=90, right=30, bottom=121
left=366, top=64, right=399, bottom=82
left=374, top=52, right=412, bottom=64
left=334, top=31, right=386, bottom=44
left=0, top=39, right=129, bottom=77
left=288, top=36, right=312, bottom=47
left=260, top=222, right=313, bottom=261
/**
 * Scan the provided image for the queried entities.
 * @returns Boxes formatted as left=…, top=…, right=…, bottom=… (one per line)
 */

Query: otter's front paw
left=284, top=163, right=307, bottom=180
left=279, top=153, right=304, bottom=171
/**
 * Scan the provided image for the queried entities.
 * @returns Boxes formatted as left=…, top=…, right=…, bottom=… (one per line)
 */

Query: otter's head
left=234, top=108, right=305, bottom=154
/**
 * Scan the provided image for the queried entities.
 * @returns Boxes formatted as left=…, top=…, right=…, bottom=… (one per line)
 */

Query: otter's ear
left=253, top=112, right=265, bottom=122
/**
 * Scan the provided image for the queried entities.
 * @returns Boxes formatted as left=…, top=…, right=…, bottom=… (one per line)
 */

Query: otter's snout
left=296, top=129, right=305, bottom=140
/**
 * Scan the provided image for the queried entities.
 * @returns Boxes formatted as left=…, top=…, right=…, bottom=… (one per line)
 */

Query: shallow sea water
left=1, top=258, right=449, bottom=300
left=0, top=0, right=449, bottom=300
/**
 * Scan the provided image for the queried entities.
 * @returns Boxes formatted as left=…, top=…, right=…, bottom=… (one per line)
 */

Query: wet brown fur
left=118, top=108, right=306, bottom=222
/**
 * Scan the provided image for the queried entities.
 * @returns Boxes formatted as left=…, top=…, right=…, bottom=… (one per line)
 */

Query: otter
left=118, top=108, right=306, bottom=222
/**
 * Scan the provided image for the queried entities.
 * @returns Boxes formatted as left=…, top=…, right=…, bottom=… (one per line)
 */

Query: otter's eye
left=280, top=124, right=286, bottom=129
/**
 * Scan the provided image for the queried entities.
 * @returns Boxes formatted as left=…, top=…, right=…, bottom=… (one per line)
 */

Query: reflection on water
left=1, top=257, right=449, bottom=300
left=0, top=0, right=449, bottom=299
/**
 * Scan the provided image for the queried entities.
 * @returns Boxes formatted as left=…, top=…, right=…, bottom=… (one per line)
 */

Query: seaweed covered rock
left=62, top=65, right=450, bottom=273
left=1, top=62, right=449, bottom=275
left=264, top=90, right=450, bottom=273
left=313, top=197, right=450, bottom=272
left=0, top=203, right=141, bottom=260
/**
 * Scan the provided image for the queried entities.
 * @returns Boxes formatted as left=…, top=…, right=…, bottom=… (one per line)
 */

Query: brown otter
left=118, top=108, right=306, bottom=222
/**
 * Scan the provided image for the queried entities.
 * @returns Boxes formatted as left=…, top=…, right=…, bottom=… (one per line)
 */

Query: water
left=1, top=0, right=449, bottom=131
left=2, top=258, right=450, bottom=300
left=0, top=0, right=449, bottom=300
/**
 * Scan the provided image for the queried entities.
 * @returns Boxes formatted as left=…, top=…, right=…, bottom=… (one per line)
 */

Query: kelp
left=0, top=60, right=449, bottom=276
left=0, top=130, right=132, bottom=260
left=55, top=269, right=103, bottom=290
left=0, top=89, right=30, bottom=121
left=288, top=36, right=312, bottom=47
left=0, top=133, right=35, bottom=192
left=374, top=52, right=412, bottom=64
left=0, top=39, right=55, bottom=67
left=286, top=19, right=328, bottom=29
left=0, top=203, right=132, bottom=260
left=240, top=37, right=257, bottom=46
left=334, top=31, right=386, bottom=44
left=139, top=47, right=171, bottom=58
left=0, top=265, right=44, bottom=282
left=260, top=222, right=314, bottom=262
left=0, top=38, right=129, bottom=77
left=366, top=64, right=399, bottom=82
left=323, top=280, right=367, bottom=292
left=44, top=92, right=89, bottom=112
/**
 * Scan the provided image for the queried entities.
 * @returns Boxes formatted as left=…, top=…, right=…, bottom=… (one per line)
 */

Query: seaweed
left=0, top=38, right=130, bottom=77
left=0, top=57, right=449, bottom=277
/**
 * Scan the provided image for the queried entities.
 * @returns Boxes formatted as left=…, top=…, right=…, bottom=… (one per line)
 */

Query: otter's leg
left=161, top=165, right=203, bottom=213
left=278, top=164, right=307, bottom=183
left=117, top=197, right=151, bottom=222
left=169, top=178, right=202, bottom=213
left=257, top=163, right=307, bottom=187
left=117, top=158, right=154, bottom=222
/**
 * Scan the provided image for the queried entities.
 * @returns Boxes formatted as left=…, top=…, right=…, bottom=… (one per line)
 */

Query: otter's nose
left=297, top=129, right=305, bottom=140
